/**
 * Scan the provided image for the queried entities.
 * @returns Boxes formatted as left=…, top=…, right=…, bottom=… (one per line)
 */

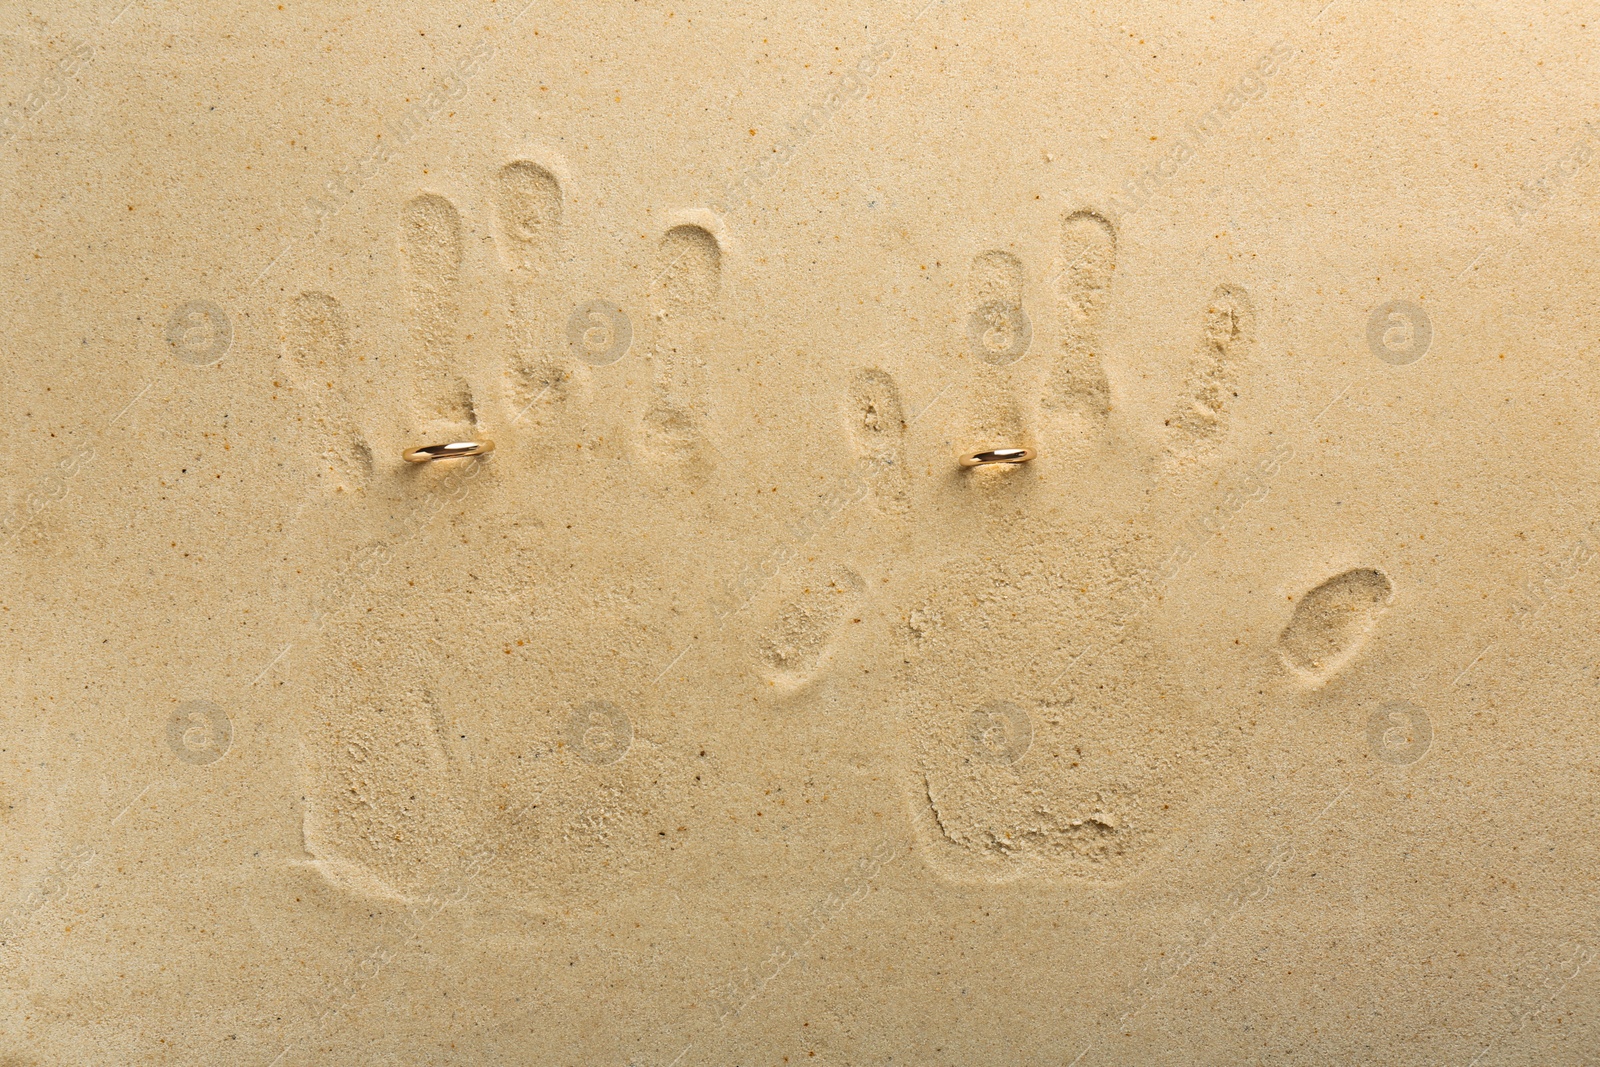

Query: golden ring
left=403, top=440, right=496, bottom=463
left=959, top=447, right=1035, bottom=467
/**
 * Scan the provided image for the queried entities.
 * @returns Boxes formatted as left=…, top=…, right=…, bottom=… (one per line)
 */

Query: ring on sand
left=959, top=447, right=1035, bottom=468
left=403, top=440, right=496, bottom=463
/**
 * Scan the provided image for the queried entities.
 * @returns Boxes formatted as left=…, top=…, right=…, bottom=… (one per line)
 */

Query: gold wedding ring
left=403, top=440, right=496, bottom=463
left=960, top=447, right=1035, bottom=467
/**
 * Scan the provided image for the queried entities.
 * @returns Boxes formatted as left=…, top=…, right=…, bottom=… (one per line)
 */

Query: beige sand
left=1, top=0, right=1598, bottom=1062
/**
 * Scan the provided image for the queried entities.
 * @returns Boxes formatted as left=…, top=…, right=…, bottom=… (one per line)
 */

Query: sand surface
left=1, top=0, right=1599, bottom=1063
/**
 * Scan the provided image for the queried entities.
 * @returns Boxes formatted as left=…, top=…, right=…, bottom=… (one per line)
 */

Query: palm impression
left=274, top=160, right=733, bottom=907
left=887, top=210, right=1392, bottom=883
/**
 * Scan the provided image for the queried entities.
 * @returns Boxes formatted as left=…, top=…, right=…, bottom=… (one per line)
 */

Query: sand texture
left=2, top=0, right=1600, bottom=1063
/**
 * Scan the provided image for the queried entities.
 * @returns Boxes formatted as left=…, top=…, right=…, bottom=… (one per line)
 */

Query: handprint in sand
left=882, top=210, right=1390, bottom=882
left=274, top=162, right=733, bottom=909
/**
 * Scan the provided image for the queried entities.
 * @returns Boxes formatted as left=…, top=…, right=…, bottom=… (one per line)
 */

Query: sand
left=1, top=0, right=1599, bottom=1063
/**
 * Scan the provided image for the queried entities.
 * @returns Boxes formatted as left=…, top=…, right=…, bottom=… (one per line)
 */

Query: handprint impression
left=898, top=210, right=1294, bottom=883
left=288, top=164, right=724, bottom=909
